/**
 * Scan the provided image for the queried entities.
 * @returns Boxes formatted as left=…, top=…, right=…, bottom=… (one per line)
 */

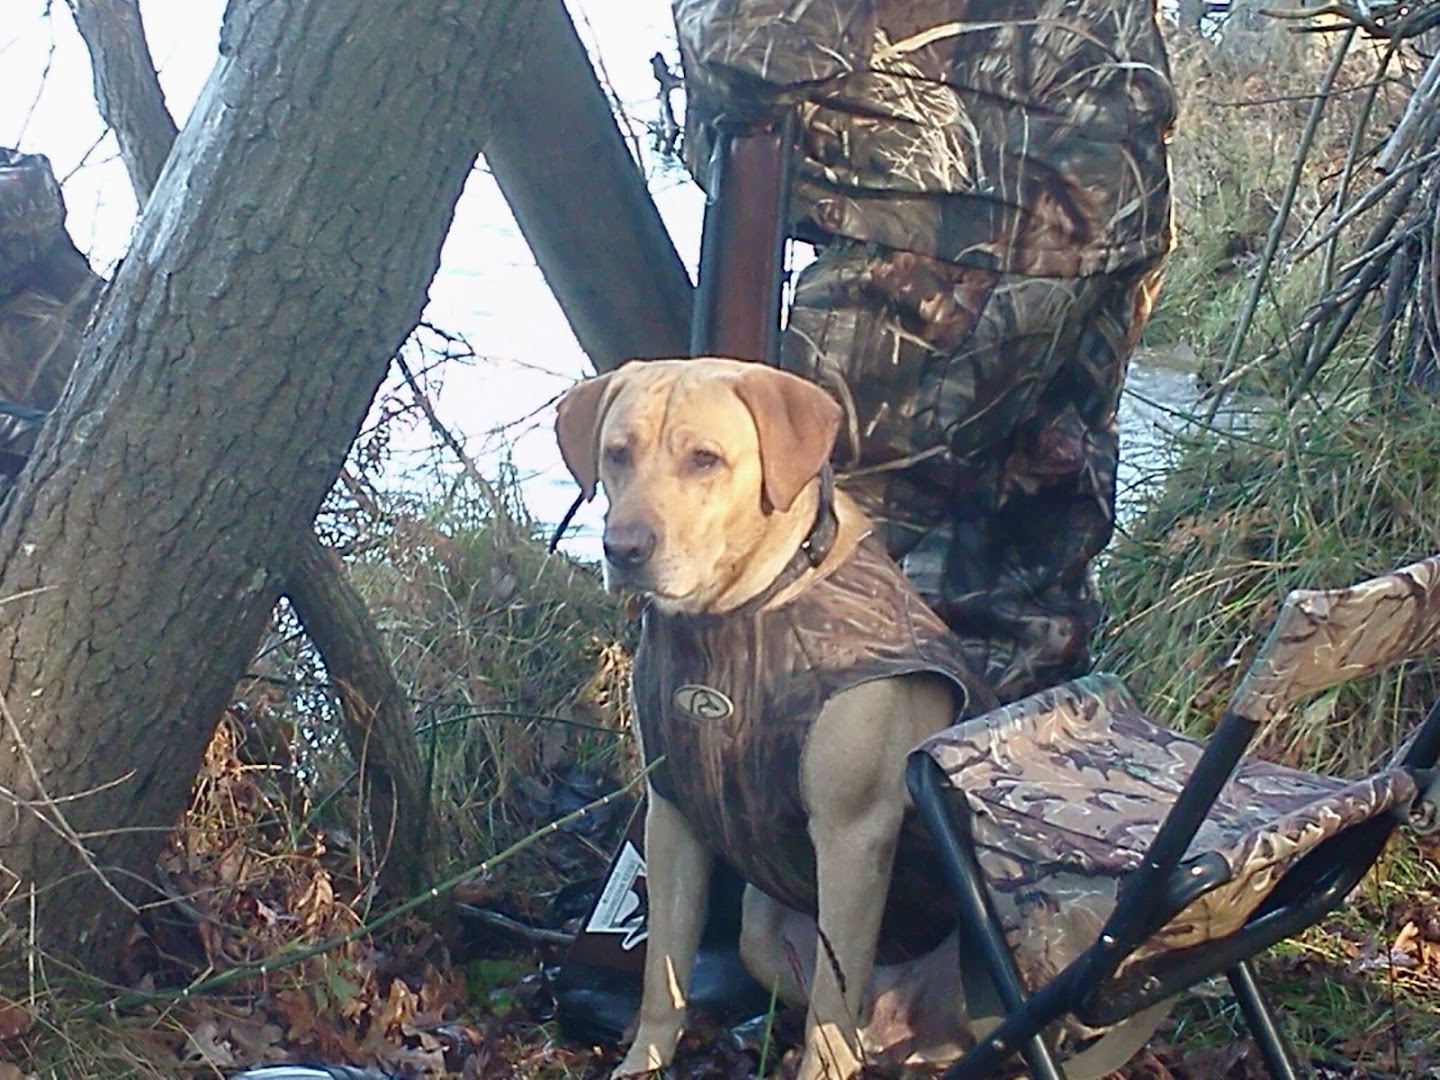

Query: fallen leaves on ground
left=5, top=710, right=1440, bottom=1079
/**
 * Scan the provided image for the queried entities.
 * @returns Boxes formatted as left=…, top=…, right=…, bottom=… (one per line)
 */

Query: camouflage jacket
left=632, top=533, right=996, bottom=960
left=673, top=0, right=1176, bottom=277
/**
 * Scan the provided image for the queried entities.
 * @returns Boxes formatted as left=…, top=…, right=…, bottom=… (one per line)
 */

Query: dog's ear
left=732, top=364, right=843, bottom=512
left=555, top=371, right=618, bottom=501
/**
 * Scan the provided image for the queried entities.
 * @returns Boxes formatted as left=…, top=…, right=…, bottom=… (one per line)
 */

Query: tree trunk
left=60, top=0, right=436, bottom=899
left=0, top=0, right=537, bottom=977
left=286, top=534, right=433, bottom=883
left=485, top=0, right=693, bottom=372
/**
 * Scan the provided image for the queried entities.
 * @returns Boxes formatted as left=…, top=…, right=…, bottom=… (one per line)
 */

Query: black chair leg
left=909, top=755, right=1067, bottom=1080
left=1227, top=961, right=1305, bottom=1080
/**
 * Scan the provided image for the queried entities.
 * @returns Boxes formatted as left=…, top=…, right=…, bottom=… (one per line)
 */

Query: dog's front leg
left=613, top=789, right=713, bottom=1078
left=797, top=684, right=918, bottom=1080
left=800, top=801, right=900, bottom=1080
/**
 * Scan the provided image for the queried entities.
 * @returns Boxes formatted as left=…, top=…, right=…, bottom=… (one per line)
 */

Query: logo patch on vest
left=673, top=683, right=734, bottom=721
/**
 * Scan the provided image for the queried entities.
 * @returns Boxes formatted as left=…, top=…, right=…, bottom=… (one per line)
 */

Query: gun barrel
left=690, top=113, right=796, bottom=366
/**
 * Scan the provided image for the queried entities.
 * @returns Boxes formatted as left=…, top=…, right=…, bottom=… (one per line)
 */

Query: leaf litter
left=1, top=694, right=1438, bottom=1078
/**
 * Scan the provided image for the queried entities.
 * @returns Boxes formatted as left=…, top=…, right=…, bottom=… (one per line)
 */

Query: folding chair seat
left=907, top=555, right=1440, bottom=1080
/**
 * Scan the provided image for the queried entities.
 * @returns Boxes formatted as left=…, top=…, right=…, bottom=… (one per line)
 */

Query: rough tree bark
left=286, top=537, right=431, bottom=871
left=0, top=0, right=539, bottom=977
left=60, top=0, right=435, bottom=898
left=0, top=157, right=436, bottom=897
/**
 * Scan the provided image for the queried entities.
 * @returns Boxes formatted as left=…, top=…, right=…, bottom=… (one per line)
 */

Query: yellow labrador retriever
left=555, top=357, right=992, bottom=1080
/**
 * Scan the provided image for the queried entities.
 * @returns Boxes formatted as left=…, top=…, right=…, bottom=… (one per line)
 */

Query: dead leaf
left=222, top=1015, right=287, bottom=1063
left=275, top=987, right=319, bottom=1042
left=0, top=1001, right=33, bottom=1041
left=1393, top=919, right=1421, bottom=958
left=376, top=978, right=419, bottom=1035
left=0, top=1062, right=23, bottom=1080
left=184, top=1019, right=238, bottom=1069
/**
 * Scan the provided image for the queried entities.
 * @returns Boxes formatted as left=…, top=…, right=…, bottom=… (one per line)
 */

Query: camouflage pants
left=781, top=239, right=1165, bottom=703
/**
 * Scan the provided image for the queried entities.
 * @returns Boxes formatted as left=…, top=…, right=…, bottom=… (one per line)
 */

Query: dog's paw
left=610, top=1042, right=671, bottom=1079
left=796, top=1022, right=864, bottom=1080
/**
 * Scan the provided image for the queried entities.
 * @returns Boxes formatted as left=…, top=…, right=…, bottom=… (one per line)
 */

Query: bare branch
left=62, top=0, right=178, bottom=203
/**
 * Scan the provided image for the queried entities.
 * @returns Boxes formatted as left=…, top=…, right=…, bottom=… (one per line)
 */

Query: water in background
left=1, top=0, right=1196, bottom=563
left=0, top=0, right=1198, bottom=568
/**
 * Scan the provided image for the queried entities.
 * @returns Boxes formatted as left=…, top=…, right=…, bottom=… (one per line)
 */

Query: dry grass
left=286, top=470, right=640, bottom=924
left=1096, top=28, right=1440, bottom=1057
left=1098, top=377, right=1440, bottom=774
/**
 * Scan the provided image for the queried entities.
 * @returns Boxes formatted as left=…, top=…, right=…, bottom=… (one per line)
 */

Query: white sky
left=0, top=0, right=701, bottom=550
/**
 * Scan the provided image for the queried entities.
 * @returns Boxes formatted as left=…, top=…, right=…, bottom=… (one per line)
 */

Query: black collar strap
left=798, top=464, right=838, bottom=569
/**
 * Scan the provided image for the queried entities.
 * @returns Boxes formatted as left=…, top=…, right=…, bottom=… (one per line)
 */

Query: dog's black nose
left=603, top=521, right=656, bottom=570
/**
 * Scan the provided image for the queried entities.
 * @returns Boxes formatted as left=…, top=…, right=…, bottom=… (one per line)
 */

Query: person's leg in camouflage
left=784, top=240, right=1165, bottom=702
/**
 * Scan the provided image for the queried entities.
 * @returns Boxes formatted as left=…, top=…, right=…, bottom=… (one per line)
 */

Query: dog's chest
left=634, top=596, right=824, bottom=906
left=631, top=536, right=986, bottom=929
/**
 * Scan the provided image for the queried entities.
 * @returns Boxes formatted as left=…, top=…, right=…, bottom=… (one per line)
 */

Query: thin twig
left=1207, top=218, right=1421, bottom=399
left=0, top=693, right=139, bottom=914
left=394, top=352, right=515, bottom=535
left=1375, top=46, right=1440, bottom=173
left=456, top=904, right=576, bottom=946
left=1315, top=36, right=1403, bottom=293
left=1199, top=74, right=1392, bottom=108
left=1207, top=128, right=1431, bottom=404
left=1207, top=27, right=1357, bottom=423
left=1297, top=147, right=1440, bottom=262
left=570, top=0, right=646, bottom=169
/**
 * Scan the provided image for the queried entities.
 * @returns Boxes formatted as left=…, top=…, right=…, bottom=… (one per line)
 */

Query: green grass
left=8, top=24, right=1440, bottom=1080
left=1098, top=376, right=1440, bottom=775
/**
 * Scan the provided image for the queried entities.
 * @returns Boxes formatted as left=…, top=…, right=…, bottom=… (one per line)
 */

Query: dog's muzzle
left=603, top=520, right=657, bottom=573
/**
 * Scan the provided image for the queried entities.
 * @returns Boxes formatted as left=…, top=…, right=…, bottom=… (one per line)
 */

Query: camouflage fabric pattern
left=674, top=0, right=1176, bottom=276
left=673, top=0, right=1175, bottom=702
left=917, top=673, right=1419, bottom=998
left=1231, top=554, right=1440, bottom=732
left=785, top=245, right=1164, bottom=700
left=0, top=151, right=102, bottom=460
left=633, top=532, right=996, bottom=962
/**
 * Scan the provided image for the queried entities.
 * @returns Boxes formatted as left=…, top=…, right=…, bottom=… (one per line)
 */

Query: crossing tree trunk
left=0, top=0, right=537, bottom=977
left=61, top=0, right=436, bottom=900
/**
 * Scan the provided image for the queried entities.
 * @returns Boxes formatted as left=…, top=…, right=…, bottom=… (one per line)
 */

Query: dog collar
left=798, top=465, right=838, bottom=568
left=736, top=465, right=839, bottom=615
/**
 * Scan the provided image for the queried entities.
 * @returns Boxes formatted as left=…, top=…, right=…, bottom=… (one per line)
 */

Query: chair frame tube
left=908, top=754, right=1068, bottom=1080
left=1228, top=960, right=1303, bottom=1080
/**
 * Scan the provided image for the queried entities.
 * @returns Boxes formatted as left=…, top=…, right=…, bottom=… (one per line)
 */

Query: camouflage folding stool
left=907, top=556, right=1440, bottom=1079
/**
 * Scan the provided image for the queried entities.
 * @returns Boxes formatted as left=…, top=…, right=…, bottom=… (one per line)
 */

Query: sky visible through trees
left=1, top=0, right=701, bottom=558
left=0, top=0, right=1190, bottom=550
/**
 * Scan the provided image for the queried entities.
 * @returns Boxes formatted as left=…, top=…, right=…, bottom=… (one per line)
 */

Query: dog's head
left=555, top=357, right=842, bottom=612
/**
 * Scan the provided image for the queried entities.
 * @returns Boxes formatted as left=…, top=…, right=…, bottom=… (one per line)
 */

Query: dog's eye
left=688, top=448, right=721, bottom=472
left=603, top=444, right=631, bottom=469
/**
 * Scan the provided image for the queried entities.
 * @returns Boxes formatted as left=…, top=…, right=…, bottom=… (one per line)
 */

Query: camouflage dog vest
left=633, top=531, right=996, bottom=961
